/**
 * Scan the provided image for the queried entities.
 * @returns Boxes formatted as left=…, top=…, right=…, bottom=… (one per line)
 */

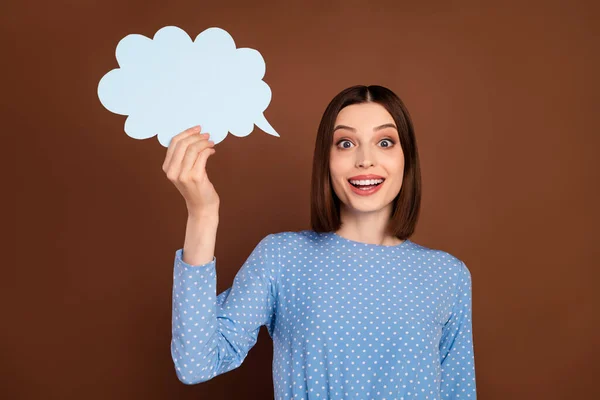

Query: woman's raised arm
left=170, top=233, right=281, bottom=384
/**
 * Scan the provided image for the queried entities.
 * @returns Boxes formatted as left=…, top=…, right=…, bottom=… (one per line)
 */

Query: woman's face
left=329, top=102, right=405, bottom=216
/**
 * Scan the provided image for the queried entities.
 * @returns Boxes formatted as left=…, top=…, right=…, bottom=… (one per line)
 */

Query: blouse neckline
left=326, top=231, right=412, bottom=250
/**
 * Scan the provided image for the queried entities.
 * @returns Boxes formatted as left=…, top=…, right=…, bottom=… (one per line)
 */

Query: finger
left=163, top=126, right=202, bottom=170
left=191, top=145, right=216, bottom=179
left=179, top=139, right=214, bottom=179
left=171, top=134, right=209, bottom=178
left=162, top=125, right=202, bottom=171
left=165, top=131, right=210, bottom=174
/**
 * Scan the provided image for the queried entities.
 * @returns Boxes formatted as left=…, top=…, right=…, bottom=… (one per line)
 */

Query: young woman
left=164, top=85, right=476, bottom=399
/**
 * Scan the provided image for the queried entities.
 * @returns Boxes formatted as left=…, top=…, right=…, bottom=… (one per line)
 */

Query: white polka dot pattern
left=171, top=230, right=476, bottom=399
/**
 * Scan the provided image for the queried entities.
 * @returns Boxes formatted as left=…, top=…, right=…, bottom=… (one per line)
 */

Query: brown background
left=5, top=0, right=599, bottom=399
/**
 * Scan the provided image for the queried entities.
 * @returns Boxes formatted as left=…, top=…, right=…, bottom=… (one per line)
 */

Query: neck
left=337, top=204, right=400, bottom=246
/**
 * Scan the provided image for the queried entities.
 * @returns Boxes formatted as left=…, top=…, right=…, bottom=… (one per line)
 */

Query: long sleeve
left=439, top=261, right=477, bottom=398
left=170, top=234, right=280, bottom=385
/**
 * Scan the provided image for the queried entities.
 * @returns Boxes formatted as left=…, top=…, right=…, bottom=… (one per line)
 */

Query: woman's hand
left=162, top=125, right=219, bottom=217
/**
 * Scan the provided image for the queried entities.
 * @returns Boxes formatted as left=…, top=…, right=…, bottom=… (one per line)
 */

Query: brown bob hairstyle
left=310, top=85, right=422, bottom=241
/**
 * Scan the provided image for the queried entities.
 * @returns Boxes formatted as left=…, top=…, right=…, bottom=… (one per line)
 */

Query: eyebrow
left=333, top=123, right=398, bottom=133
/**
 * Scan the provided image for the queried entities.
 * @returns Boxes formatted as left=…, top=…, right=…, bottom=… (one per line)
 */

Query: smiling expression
left=329, top=102, right=405, bottom=214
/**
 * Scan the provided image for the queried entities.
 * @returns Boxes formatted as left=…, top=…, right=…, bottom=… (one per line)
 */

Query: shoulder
left=264, top=229, right=320, bottom=245
left=261, top=229, right=326, bottom=251
left=410, top=241, right=472, bottom=282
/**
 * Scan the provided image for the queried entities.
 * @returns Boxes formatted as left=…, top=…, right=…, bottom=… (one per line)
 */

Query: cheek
left=383, top=151, right=405, bottom=172
left=328, top=161, right=347, bottom=197
left=328, top=155, right=345, bottom=177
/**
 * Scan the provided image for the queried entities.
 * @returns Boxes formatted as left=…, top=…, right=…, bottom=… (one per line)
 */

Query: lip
left=347, top=179, right=385, bottom=196
left=348, top=174, right=385, bottom=181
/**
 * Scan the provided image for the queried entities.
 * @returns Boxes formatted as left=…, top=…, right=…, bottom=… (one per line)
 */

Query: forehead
left=334, top=102, right=395, bottom=126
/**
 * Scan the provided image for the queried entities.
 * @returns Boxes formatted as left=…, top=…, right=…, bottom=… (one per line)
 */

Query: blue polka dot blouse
left=171, top=230, right=476, bottom=399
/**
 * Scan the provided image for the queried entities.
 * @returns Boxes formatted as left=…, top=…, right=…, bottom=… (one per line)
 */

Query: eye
left=335, top=138, right=396, bottom=149
left=379, top=139, right=395, bottom=148
left=337, top=139, right=354, bottom=149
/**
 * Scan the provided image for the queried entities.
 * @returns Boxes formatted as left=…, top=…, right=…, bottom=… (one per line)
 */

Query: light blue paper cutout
left=98, top=26, right=279, bottom=146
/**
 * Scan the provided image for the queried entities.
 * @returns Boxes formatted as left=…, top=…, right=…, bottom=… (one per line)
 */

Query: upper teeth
left=350, top=179, right=384, bottom=186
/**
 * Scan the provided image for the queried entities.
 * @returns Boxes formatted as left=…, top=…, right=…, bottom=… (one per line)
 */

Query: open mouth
left=348, top=178, right=385, bottom=190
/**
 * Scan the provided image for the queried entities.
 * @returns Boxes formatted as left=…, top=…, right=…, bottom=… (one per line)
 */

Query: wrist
left=187, top=210, right=219, bottom=222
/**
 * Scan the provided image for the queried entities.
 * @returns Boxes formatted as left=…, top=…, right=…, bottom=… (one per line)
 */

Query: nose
left=356, top=146, right=374, bottom=168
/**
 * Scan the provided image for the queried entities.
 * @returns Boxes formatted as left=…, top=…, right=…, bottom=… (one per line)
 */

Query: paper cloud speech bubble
left=98, top=26, right=279, bottom=146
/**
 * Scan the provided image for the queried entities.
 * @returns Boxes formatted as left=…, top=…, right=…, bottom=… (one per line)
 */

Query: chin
left=344, top=199, right=393, bottom=214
